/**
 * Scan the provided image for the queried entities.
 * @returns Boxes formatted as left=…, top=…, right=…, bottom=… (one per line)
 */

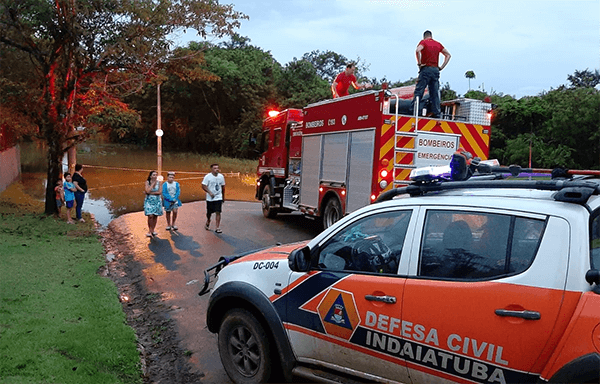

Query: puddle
left=83, top=197, right=113, bottom=227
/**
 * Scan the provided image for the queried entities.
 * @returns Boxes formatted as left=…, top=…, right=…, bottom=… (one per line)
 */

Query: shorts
left=66, top=200, right=74, bottom=209
left=206, top=200, right=223, bottom=215
left=56, top=199, right=63, bottom=208
left=163, top=200, right=178, bottom=213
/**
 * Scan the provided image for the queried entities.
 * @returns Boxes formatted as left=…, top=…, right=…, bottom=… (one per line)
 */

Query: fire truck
left=255, top=86, right=493, bottom=228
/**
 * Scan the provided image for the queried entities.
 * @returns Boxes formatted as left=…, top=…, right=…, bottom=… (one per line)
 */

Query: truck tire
left=322, top=197, right=342, bottom=229
left=261, top=185, right=278, bottom=218
left=218, top=308, right=272, bottom=384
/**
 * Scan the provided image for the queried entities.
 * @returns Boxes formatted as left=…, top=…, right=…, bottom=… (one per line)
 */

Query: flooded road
left=19, top=142, right=257, bottom=226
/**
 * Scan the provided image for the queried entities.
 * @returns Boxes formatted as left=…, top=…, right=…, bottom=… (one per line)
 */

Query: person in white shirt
left=202, top=163, right=225, bottom=233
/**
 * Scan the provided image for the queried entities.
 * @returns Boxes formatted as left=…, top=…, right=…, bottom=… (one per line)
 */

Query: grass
left=0, top=184, right=142, bottom=384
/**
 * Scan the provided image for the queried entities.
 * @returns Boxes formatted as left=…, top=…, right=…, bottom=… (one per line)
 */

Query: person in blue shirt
left=63, top=172, right=77, bottom=224
left=162, top=171, right=182, bottom=230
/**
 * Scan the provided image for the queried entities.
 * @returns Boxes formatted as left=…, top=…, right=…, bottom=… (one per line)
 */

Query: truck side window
left=273, top=129, right=282, bottom=148
left=591, top=209, right=600, bottom=269
left=419, top=210, right=546, bottom=280
left=317, top=210, right=411, bottom=275
left=258, top=131, right=267, bottom=154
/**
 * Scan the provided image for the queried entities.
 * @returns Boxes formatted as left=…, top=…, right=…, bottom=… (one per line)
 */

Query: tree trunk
left=44, top=138, right=64, bottom=215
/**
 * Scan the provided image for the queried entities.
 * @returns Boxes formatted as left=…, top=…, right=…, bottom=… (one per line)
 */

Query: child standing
left=63, top=172, right=76, bottom=224
left=54, top=179, right=64, bottom=217
left=162, top=171, right=182, bottom=230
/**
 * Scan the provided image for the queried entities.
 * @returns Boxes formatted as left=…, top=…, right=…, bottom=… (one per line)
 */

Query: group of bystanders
left=143, top=163, right=225, bottom=238
left=54, top=164, right=88, bottom=224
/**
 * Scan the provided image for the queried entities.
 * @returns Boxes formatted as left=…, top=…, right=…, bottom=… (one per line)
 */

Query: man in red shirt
left=411, top=30, right=451, bottom=118
left=331, top=63, right=370, bottom=98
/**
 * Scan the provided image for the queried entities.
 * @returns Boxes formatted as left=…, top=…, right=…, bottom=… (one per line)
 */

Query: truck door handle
left=495, top=309, right=541, bottom=320
left=365, top=295, right=396, bottom=304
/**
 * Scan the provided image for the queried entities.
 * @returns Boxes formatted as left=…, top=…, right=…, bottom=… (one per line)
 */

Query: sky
left=175, top=0, right=600, bottom=99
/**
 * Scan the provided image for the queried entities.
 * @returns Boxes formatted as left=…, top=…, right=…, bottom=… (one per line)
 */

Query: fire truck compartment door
left=322, top=133, right=349, bottom=183
left=346, top=129, right=376, bottom=213
left=300, top=135, right=323, bottom=208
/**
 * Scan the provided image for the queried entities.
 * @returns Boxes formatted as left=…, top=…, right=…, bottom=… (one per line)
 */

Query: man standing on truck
left=411, top=30, right=451, bottom=118
left=331, top=63, right=371, bottom=98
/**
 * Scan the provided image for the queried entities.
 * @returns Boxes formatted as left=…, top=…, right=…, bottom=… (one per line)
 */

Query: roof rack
left=376, top=178, right=600, bottom=205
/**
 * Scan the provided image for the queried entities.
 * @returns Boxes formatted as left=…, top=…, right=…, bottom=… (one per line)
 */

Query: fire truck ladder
left=392, top=95, right=418, bottom=187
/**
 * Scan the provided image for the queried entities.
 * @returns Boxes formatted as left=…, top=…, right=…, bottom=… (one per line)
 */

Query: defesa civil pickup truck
left=200, top=163, right=600, bottom=384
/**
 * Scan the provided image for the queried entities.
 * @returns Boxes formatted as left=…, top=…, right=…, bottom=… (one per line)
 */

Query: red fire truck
left=255, top=86, right=493, bottom=228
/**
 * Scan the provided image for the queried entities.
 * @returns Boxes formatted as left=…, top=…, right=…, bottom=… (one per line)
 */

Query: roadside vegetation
left=0, top=183, right=142, bottom=384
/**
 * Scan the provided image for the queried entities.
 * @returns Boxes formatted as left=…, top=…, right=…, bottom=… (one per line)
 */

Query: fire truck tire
left=261, top=185, right=278, bottom=218
left=218, top=308, right=272, bottom=384
left=322, top=197, right=342, bottom=229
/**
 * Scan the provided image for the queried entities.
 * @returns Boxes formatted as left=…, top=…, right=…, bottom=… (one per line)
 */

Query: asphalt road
left=109, top=200, right=322, bottom=382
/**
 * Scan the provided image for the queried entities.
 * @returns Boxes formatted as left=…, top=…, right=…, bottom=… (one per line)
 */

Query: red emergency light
left=268, top=110, right=279, bottom=118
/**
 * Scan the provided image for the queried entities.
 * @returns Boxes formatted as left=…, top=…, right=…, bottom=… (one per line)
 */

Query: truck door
left=402, top=208, right=570, bottom=384
left=283, top=208, right=416, bottom=382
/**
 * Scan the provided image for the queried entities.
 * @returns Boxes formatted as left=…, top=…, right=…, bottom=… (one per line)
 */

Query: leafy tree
left=465, top=70, right=475, bottom=90
left=123, top=36, right=283, bottom=157
left=567, top=68, right=600, bottom=88
left=0, top=0, right=246, bottom=214
left=463, top=89, right=488, bottom=100
left=301, top=50, right=350, bottom=82
left=440, top=82, right=458, bottom=101
left=302, top=50, right=370, bottom=86
left=491, top=85, right=599, bottom=169
left=277, top=58, right=330, bottom=107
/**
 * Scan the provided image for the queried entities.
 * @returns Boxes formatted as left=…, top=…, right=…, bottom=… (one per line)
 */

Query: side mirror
left=585, top=269, right=600, bottom=286
left=288, top=246, right=311, bottom=272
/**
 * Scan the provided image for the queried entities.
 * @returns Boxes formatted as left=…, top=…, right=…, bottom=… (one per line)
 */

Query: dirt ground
left=99, top=223, right=205, bottom=384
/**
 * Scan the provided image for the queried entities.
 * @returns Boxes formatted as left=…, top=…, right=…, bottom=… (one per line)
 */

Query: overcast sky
left=176, top=0, right=599, bottom=99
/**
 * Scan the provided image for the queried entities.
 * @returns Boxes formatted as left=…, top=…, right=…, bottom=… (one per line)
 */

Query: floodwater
left=19, top=142, right=257, bottom=227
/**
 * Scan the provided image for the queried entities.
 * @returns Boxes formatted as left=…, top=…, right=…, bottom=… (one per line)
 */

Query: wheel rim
left=262, top=190, right=271, bottom=213
left=324, top=201, right=340, bottom=228
left=228, top=325, right=261, bottom=377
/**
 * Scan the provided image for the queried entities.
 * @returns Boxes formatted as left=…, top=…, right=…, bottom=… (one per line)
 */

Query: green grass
left=0, top=212, right=142, bottom=384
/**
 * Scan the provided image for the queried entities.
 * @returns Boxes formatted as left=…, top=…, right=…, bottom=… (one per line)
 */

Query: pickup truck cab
left=201, top=170, right=600, bottom=384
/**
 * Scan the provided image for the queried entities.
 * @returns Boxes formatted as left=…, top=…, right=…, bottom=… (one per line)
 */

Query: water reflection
left=84, top=197, right=113, bottom=227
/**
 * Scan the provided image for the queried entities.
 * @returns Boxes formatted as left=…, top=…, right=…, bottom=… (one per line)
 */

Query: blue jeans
left=74, top=191, right=85, bottom=220
left=411, top=66, right=441, bottom=117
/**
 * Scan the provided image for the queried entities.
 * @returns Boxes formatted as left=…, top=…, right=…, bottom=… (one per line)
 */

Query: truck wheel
left=218, top=308, right=272, bottom=384
left=322, top=197, right=342, bottom=229
left=261, top=185, right=278, bottom=218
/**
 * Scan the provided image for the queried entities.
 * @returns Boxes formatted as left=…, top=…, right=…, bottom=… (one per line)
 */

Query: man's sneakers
left=215, top=228, right=222, bottom=234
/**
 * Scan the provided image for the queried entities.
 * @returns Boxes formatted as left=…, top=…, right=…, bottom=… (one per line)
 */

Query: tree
left=301, top=50, right=349, bottom=82
left=440, top=82, right=458, bottom=101
left=277, top=58, right=331, bottom=107
left=301, top=50, right=370, bottom=85
left=567, top=68, right=600, bottom=88
left=0, top=0, right=246, bottom=214
left=491, top=86, right=599, bottom=169
left=465, top=70, right=476, bottom=90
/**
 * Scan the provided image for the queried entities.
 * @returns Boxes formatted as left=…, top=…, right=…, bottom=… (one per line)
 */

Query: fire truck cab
left=256, top=87, right=492, bottom=228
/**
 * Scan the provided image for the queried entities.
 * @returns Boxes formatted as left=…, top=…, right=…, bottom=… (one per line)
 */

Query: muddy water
left=20, top=142, right=257, bottom=226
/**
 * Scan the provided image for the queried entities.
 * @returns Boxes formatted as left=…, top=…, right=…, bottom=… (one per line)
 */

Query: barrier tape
left=60, top=162, right=246, bottom=192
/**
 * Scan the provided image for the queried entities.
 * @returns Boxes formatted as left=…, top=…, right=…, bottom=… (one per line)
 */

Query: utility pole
left=156, top=82, right=163, bottom=181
